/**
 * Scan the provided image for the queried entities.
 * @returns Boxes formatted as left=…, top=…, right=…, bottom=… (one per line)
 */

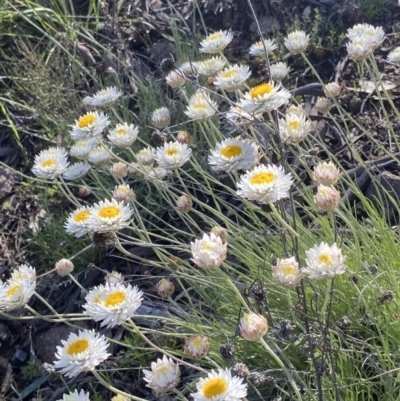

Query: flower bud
left=55, top=258, right=74, bottom=277
left=315, top=97, right=332, bottom=114
left=152, top=107, right=171, bottom=129
left=239, top=312, right=268, bottom=341
left=210, top=226, right=228, bottom=243
left=169, top=257, right=180, bottom=270
left=156, top=278, right=175, bottom=298
left=78, top=185, right=91, bottom=197
left=112, top=184, right=136, bottom=203
left=176, top=130, right=193, bottom=146
left=127, top=163, right=143, bottom=177
left=176, top=195, right=192, bottom=213
left=109, top=162, right=128, bottom=179
left=313, top=161, right=341, bottom=185
left=184, top=335, right=210, bottom=360
left=272, top=257, right=304, bottom=288
left=105, top=271, right=124, bottom=285
left=324, top=82, right=341, bottom=97
left=314, top=185, right=340, bottom=211
left=166, top=69, right=185, bottom=88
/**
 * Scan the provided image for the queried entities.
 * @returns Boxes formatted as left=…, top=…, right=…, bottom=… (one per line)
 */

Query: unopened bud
left=314, top=185, right=340, bottom=211
left=109, top=162, right=128, bottom=179
left=152, top=107, right=171, bottom=129
left=313, top=161, right=341, bottom=185
left=176, top=130, right=193, bottom=146
left=184, top=335, right=210, bottom=360
left=112, top=184, right=136, bottom=203
left=156, top=278, right=175, bottom=298
left=105, top=271, right=124, bottom=285
left=55, top=258, right=74, bottom=277
left=239, top=312, right=268, bottom=341
left=315, top=97, right=332, bottom=114
left=176, top=195, right=192, bottom=213
left=210, top=226, right=228, bottom=243
left=324, top=82, right=341, bottom=97
left=78, top=186, right=91, bottom=197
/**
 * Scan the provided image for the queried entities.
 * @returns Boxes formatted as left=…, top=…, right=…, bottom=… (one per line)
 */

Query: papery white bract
left=225, top=106, right=260, bottom=127
left=152, top=107, right=171, bottom=129
left=314, top=185, right=340, bottom=211
left=107, top=123, right=138, bottom=148
left=184, top=335, right=210, bottom=360
left=185, top=92, right=218, bottom=121
left=304, top=242, right=346, bottom=279
left=199, top=30, right=233, bottom=54
left=191, top=368, right=247, bottom=401
left=239, top=312, right=268, bottom=341
left=346, top=23, right=385, bottom=50
left=155, top=141, right=192, bottom=170
left=55, top=389, right=90, bottom=401
left=69, top=138, right=97, bottom=160
left=54, top=329, right=110, bottom=378
left=88, top=144, right=113, bottom=165
left=91, top=86, right=122, bottom=108
left=83, top=283, right=143, bottom=327
left=270, top=62, right=291, bottom=82
left=65, top=205, right=93, bottom=238
left=143, top=355, right=180, bottom=394
left=191, top=232, right=227, bottom=270
left=249, top=39, right=278, bottom=57
left=313, top=161, right=341, bottom=185
left=279, top=113, right=312, bottom=144
left=136, top=146, right=156, bottom=166
left=284, top=30, right=310, bottom=54
left=388, top=47, right=400, bottom=63
left=32, top=147, right=69, bottom=180
left=63, top=162, right=91, bottom=181
left=196, top=56, right=226, bottom=76
left=213, top=64, right=251, bottom=92
left=166, top=69, right=186, bottom=88
left=272, top=257, right=304, bottom=288
left=236, top=164, right=293, bottom=204
left=70, top=111, right=110, bottom=140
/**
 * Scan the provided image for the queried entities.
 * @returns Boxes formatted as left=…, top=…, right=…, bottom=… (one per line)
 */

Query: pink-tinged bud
left=55, top=258, right=74, bottom=277
left=184, top=335, right=210, bottom=359
left=112, top=184, right=136, bottom=203
left=78, top=185, right=91, bottom=197
left=152, top=107, right=171, bottom=129
left=156, top=278, right=175, bottom=298
left=239, top=312, right=268, bottom=341
left=210, top=226, right=228, bottom=243
left=176, top=195, right=192, bottom=213
left=109, top=162, right=128, bottom=179
left=313, top=161, right=341, bottom=185
left=176, top=130, right=193, bottom=146
left=272, top=257, right=304, bottom=288
left=314, top=185, right=340, bottom=211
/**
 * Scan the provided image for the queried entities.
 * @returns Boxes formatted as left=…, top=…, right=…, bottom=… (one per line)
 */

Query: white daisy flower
left=32, top=147, right=69, bottom=180
left=314, top=185, right=340, bottom=212
left=191, top=368, right=247, bottom=401
left=236, top=164, right=293, bottom=204
left=388, top=46, right=400, bottom=63
left=107, top=123, right=138, bottom=148
left=63, top=162, right=91, bottom=181
left=346, top=37, right=374, bottom=61
left=304, top=242, right=346, bottom=279
left=54, top=329, right=110, bottom=378
left=112, top=184, right=136, bottom=203
left=239, top=312, right=268, bottom=341
left=56, top=389, right=90, bottom=401
left=69, top=138, right=98, bottom=160
left=88, top=144, right=112, bottom=165
left=213, top=64, right=251, bottom=92
left=185, top=92, right=217, bottom=121
left=284, top=30, right=310, bottom=54
left=313, top=161, right=341, bottom=186
left=143, top=355, right=180, bottom=394
left=279, top=112, right=312, bottom=144
left=324, top=82, right=341, bottom=97
left=166, top=69, right=186, bottom=88
left=346, top=23, right=385, bottom=50
left=225, top=106, right=260, bottom=127
left=152, top=107, right=171, bottom=129
left=272, top=257, right=304, bottom=288
left=184, top=335, right=210, bottom=360
left=191, top=232, right=227, bottom=270
left=238, top=82, right=291, bottom=114
left=249, top=39, right=278, bottom=57
left=65, top=205, right=93, bottom=238
left=70, top=111, right=110, bottom=140
left=136, top=146, right=156, bottom=166
left=155, top=141, right=192, bottom=170
left=199, top=30, right=233, bottom=54
left=178, top=61, right=199, bottom=76
left=88, top=198, right=132, bottom=233
left=90, top=86, right=122, bottom=108
left=209, top=138, right=259, bottom=172
left=0, top=264, right=36, bottom=311
left=196, top=56, right=226, bottom=76
left=83, top=283, right=143, bottom=327
left=144, top=166, right=171, bottom=183
left=270, top=62, right=291, bottom=81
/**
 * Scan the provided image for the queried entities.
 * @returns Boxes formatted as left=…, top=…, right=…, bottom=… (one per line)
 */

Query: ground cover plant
left=2, top=1, right=400, bottom=401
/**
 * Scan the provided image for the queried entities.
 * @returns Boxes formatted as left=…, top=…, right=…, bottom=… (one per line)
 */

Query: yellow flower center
left=166, top=148, right=179, bottom=157
left=93, top=294, right=102, bottom=304
left=250, top=83, right=273, bottom=99
left=154, top=364, right=170, bottom=380
left=200, top=241, right=215, bottom=252
left=41, top=159, right=57, bottom=168
left=288, top=120, right=301, bottom=130
left=319, top=253, right=333, bottom=265
left=98, top=206, right=120, bottom=219
left=209, top=32, right=223, bottom=41
left=74, top=210, right=91, bottom=223
left=7, top=284, right=20, bottom=297
left=116, top=128, right=127, bottom=135
left=221, top=69, right=238, bottom=79
left=251, top=172, right=275, bottom=185
left=104, top=290, right=126, bottom=307
left=318, top=188, right=329, bottom=197
left=78, top=114, right=96, bottom=129
left=281, top=263, right=296, bottom=277
left=191, top=337, right=204, bottom=347
left=67, top=339, right=89, bottom=355
left=221, top=145, right=243, bottom=159
left=203, top=378, right=228, bottom=399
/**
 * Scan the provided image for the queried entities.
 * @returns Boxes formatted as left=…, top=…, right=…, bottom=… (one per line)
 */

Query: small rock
left=0, top=166, right=21, bottom=199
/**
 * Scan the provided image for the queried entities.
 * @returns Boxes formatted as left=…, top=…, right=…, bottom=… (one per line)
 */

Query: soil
left=2, top=0, right=400, bottom=399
